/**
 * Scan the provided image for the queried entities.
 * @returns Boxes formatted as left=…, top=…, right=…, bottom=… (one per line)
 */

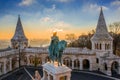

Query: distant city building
left=0, top=8, right=120, bottom=76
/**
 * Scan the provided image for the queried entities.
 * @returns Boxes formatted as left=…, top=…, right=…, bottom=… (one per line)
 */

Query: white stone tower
left=11, top=15, right=28, bottom=49
left=91, top=7, right=113, bottom=57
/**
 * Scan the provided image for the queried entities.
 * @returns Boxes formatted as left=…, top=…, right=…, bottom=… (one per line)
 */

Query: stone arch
left=105, top=43, right=107, bottom=50
left=21, top=56, right=27, bottom=65
left=111, top=61, right=119, bottom=75
left=107, top=44, right=110, bottom=50
left=95, top=43, right=97, bottom=49
left=96, top=43, right=98, bottom=49
left=24, top=56, right=27, bottom=65
left=100, top=43, right=102, bottom=50
left=37, top=57, right=42, bottom=66
left=96, top=58, right=99, bottom=63
left=103, top=63, right=107, bottom=71
left=74, top=59, right=80, bottom=69
left=12, top=57, right=18, bottom=69
left=63, top=57, right=72, bottom=67
left=6, top=59, right=10, bottom=71
left=0, top=62, right=3, bottom=73
left=83, top=59, right=90, bottom=70
left=29, top=55, right=34, bottom=65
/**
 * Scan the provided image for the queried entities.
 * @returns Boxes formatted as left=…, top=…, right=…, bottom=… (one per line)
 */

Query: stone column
left=92, top=42, right=94, bottom=50
left=90, top=62, right=92, bottom=71
left=0, top=63, right=1, bottom=75
left=106, top=66, right=111, bottom=76
left=72, top=60, right=74, bottom=69
left=16, top=57, right=19, bottom=68
left=102, top=42, right=105, bottom=51
left=9, top=58, right=12, bottom=71
left=67, top=74, right=71, bottom=80
left=111, top=42, right=113, bottom=51
left=118, top=63, right=120, bottom=74
left=42, top=57, right=45, bottom=64
left=54, top=76, right=57, bottom=80
left=80, top=59, right=82, bottom=70
left=3, top=59, right=7, bottom=74
left=48, top=73, right=50, bottom=80
left=26, top=55, right=30, bottom=65
left=42, top=70, right=48, bottom=80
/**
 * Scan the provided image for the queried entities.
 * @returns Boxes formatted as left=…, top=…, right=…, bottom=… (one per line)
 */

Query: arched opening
left=95, top=43, right=97, bottom=49
left=12, top=57, right=17, bottom=69
left=6, top=60, right=10, bottom=72
left=100, top=43, right=102, bottom=50
left=63, top=57, right=72, bottom=68
left=60, top=76, right=67, bottom=80
left=21, top=56, right=27, bottom=65
left=83, top=59, right=90, bottom=70
left=97, top=43, right=98, bottom=49
left=0, top=63, right=3, bottom=73
left=111, top=61, right=119, bottom=75
left=107, top=44, right=110, bottom=50
left=74, top=59, right=80, bottom=69
left=38, top=57, right=42, bottom=66
left=29, top=55, right=34, bottom=65
left=96, top=58, right=99, bottom=63
left=105, top=44, right=107, bottom=50
left=104, top=63, right=107, bottom=71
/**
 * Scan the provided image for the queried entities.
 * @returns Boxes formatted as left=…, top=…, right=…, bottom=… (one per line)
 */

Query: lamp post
left=18, top=36, right=22, bottom=68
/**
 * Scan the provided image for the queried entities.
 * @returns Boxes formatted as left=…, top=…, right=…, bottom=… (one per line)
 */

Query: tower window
left=96, top=58, right=99, bottom=63
left=100, top=43, right=102, bottom=50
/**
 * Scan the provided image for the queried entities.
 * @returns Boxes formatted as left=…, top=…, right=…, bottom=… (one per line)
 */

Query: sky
left=0, top=0, right=120, bottom=40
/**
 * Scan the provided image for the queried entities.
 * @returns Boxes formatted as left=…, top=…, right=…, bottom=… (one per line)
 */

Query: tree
left=109, top=22, right=120, bottom=34
left=34, top=55, right=39, bottom=67
left=65, top=33, right=76, bottom=42
left=109, top=22, right=120, bottom=55
left=67, top=30, right=95, bottom=49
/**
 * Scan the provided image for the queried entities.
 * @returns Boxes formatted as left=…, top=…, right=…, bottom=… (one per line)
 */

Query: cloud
left=82, top=3, right=108, bottom=13
left=48, top=0, right=73, bottom=3
left=55, top=0, right=73, bottom=3
left=41, top=17, right=54, bottom=22
left=0, top=15, right=16, bottom=25
left=49, top=21, right=72, bottom=33
left=43, top=4, right=56, bottom=13
left=52, top=4, right=56, bottom=10
left=19, top=0, right=36, bottom=6
left=111, top=0, right=120, bottom=13
left=111, top=0, right=120, bottom=6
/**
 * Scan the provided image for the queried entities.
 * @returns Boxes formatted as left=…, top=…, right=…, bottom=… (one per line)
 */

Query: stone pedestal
left=42, top=62, right=72, bottom=80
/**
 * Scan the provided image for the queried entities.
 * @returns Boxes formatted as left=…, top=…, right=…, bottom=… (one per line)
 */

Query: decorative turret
left=11, top=15, right=28, bottom=49
left=91, top=7, right=113, bottom=56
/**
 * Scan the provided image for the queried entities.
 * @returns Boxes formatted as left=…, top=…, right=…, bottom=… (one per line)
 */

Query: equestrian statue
left=48, top=31, right=67, bottom=66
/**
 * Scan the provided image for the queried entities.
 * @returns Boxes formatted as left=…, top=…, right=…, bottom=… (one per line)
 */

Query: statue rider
left=49, top=31, right=59, bottom=61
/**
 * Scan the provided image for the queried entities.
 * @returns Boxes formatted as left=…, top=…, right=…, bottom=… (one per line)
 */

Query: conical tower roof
left=91, top=7, right=113, bottom=41
left=11, top=15, right=28, bottom=41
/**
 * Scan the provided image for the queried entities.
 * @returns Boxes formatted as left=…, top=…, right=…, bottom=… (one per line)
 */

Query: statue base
left=41, top=62, right=72, bottom=80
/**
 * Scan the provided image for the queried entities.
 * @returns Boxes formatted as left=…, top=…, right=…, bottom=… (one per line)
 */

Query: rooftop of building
left=1, top=66, right=119, bottom=80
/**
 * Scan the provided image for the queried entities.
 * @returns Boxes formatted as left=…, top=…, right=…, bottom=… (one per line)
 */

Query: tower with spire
left=11, top=15, right=28, bottom=49
left=91, top=7, right=113, bottom=56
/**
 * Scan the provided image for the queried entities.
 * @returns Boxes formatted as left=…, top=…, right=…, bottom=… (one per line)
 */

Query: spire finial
left=100, top=6, right=103, bottom=12
left=18, top=14, right=20, bottom=17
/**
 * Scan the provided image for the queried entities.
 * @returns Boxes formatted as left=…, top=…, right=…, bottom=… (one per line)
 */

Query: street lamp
left=18, top=36, right=22, bottom=68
